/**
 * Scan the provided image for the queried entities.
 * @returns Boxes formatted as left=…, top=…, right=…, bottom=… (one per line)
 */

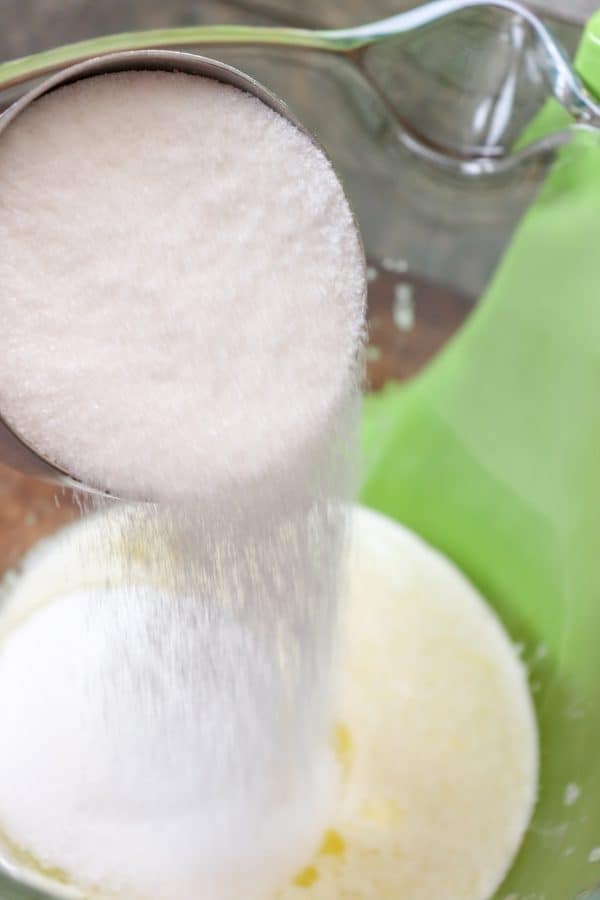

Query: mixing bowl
left=0, top=1, right=599, bottom=898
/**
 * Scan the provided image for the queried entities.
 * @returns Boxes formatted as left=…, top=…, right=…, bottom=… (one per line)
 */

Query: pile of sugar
left=0, top=507, right=538, bottom=900
left=0, top=70, right=365, bottom=502
left=0, top=584, right=337, bottom=900
left=0, top=70, right=366, bottom=898
left=0, top=499, right=350, bottom=900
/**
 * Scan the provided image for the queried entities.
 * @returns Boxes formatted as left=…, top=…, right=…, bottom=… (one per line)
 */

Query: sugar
left=0, top=493, right=350, bottom=899
left=0, top=583, right=338, bottom=900
left=0, top=507, right=539, bottom=900
left=0, top=69, right=366, bottom=898
left=0, top=70, right=365, bottom=502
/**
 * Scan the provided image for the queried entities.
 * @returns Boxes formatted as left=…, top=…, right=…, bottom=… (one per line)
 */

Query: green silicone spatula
left=361, top=13, right=600, bottom=899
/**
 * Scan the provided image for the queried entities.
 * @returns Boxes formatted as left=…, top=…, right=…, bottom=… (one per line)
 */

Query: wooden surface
left=365, top=264, right=471, bottom=390
left=0, top=466, right=78, bottom=574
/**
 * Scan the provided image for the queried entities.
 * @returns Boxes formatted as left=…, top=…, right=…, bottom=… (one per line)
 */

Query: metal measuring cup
left=0, top=50, right=330, bottom=498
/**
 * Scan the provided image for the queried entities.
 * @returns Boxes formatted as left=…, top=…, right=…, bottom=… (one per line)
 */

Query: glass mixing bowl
left=0, top=1, right=599, bottom=899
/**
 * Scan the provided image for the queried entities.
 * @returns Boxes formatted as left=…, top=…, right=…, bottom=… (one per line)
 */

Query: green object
left=516, top=8, right=600, bottom=149
left=577, top=7, right=600, bottom=98
left=361, top=14, right=600, bottom=900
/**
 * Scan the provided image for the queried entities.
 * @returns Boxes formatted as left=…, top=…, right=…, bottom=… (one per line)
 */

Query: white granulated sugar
left=0, top=488, right=350, bottom=898
left=0, top=508, right=538, bottom=900
left=0, top=68, right=365, bottom=900
left=0, top=583, right=337, bottom=900
left=0, top=70, right=365, bottom=502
